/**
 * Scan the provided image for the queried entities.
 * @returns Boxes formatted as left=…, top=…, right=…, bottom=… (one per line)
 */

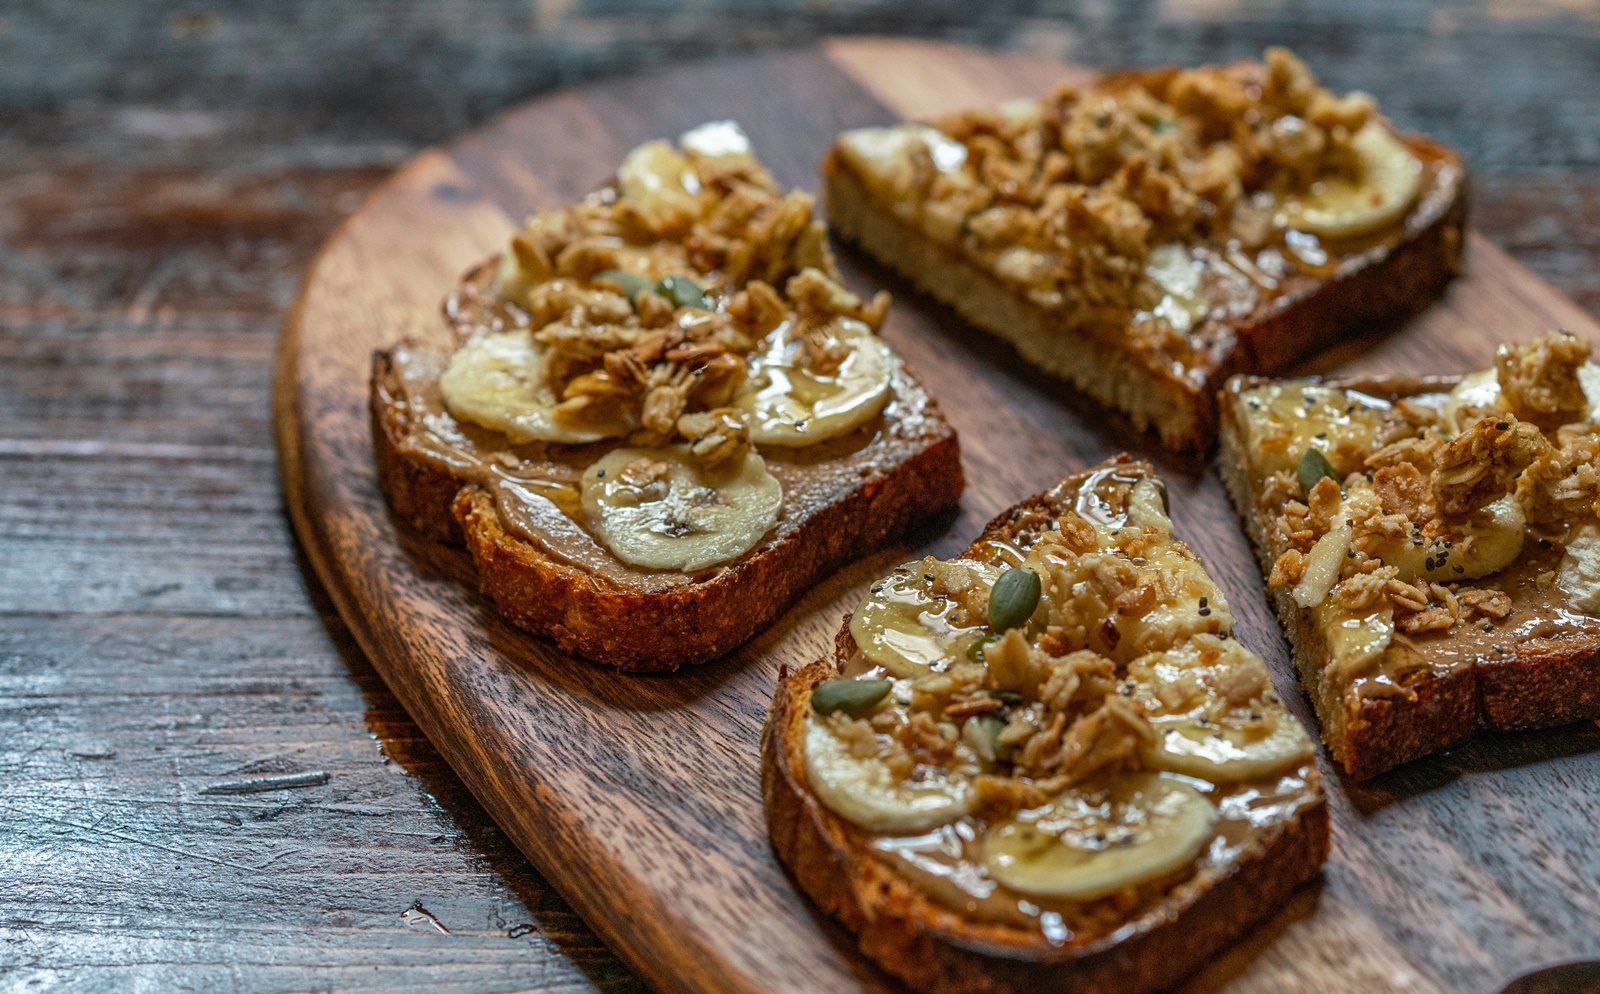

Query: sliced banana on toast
left=440, top=331, right=634, bottom=444
left=848, top=557, right=999, bottom=677
left=804, top=712, right=972, bottom=833
left=1276, top=121, right=1424, bottom=239
left=983, top=774, right=1218, bottom=900
left=1126, top=635, right=1314, bottom=782
left=739, top=317, right=895, bottom=446
left=580, top=446, right=782, bottom=572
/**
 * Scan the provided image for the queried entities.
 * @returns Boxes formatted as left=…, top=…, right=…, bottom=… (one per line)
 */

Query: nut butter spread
left=803, top=464, right=1322, bottom=944
left=1237, top=332, right=1600, bottom=699
left=379, top=121, right=945, bottom=579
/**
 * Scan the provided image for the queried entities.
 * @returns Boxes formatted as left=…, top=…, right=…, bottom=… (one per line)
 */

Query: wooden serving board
left=275, top=39, right=1600, bottom=994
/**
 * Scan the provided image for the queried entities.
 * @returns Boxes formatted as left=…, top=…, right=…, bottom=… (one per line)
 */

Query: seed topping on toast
left=800, top=464, right=1319, bottom=936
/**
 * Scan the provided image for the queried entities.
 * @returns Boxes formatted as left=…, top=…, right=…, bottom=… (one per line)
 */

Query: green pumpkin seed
left=979, top=714, right=1014, bottom=761
left=966, top=633, right=1002, bottom=663
left=810, top=678, right=892, bottom=717
left=658, top=275, right=709, bottom=310
left=987, top=567, right=1041, bottom=633
left=1297, top=447, right=1340, bottom=496
left=987, top=689, right=1023, bottom=705
left=595, top=269, right=655, bottom=302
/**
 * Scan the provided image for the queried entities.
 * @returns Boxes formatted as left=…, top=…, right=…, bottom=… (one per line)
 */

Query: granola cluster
left=1265, top=332, right=1600, bottom=637
left=480, top=138, right=888, bottom=464
left=902, top=48, right=1376, bottom=326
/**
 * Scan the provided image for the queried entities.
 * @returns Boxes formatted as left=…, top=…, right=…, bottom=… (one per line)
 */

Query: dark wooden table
left=3, top=3, right=1598, bottom=990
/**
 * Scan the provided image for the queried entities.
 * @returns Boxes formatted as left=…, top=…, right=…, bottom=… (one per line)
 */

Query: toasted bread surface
left=763, top=457, right=1330, bottom=992
left=1218, top=374, right=1600, bottom=779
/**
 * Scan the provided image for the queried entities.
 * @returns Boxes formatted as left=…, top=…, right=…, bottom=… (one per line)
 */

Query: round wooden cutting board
left=275, top=39, right=1600, bottom=994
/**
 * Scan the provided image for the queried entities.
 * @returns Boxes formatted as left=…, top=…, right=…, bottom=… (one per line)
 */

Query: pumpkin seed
left=1297, top=447, right=1340, bottom=495
left=987, top=567, right=1041, bottom=632
left=658, top=275, right=709, bottom=310
left=966, top=633, right=1002, bottom=662
left=979, top=714, right=1013, bottom=761
left=595, top=269, right=655, bottom=302
left=987, top=689, right=1023, bottom=705
left=810, top=678, right=892, bottom=717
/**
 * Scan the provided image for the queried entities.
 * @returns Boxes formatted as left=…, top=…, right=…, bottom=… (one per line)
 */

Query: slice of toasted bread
left=763, top=456, right=1329, bottom=993
left=823, top=52, right=1466, bottom=452
left=370, top=125, right=965, bottom=671
left=372, top=314, right=962, bottom=672
left=1217, top=363, right=1600, bottom=779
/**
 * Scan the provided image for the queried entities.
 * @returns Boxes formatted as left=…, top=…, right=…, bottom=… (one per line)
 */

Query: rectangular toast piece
left=371, top=123, right=964, bottom=670
left=764, top=455, right=1328, bottom=994
left=823, top=47, right=1465, bottom=451
left=1218, top=333, right=1600, bottom=778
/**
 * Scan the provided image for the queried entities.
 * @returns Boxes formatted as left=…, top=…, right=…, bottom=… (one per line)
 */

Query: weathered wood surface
left=7, top=3, right=1600, bottom=989
left=277, top=39, right=1600, bottom=994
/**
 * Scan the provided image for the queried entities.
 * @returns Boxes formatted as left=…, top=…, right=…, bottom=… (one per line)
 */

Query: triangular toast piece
left=1218, top=332, right=1600, bottom=778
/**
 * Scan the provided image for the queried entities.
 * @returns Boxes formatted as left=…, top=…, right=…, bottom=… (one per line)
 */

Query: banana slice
left=1581, top=363, right=1600, bottom=422
left=1369, top=494, right=1526, bottom=582
left=849, top=557, right=999, bottom=677
left=679, top=120, right=751, bottom=159
left=804, top=714, right=970, bottom=833
left=1557, top=524, right=1600, bottom=615
left=1276, top=121, right=1423, bottom=239
left=617, top=139, right=705, bottom=228
left=738, top=318, right=895, bottom=446
left=1318, top=600, right=1395, bottom=682
left=835, top=125, right=968, bottom=201
left=983, top=774, right=1217, bottom=900
left=439, top=331, right=631, bottom=444
left=1441, top=368, right=1508, bottom=436
left=580, top=446, right=782, bottom=571
left=1127, top=637, right=1314, bottom=782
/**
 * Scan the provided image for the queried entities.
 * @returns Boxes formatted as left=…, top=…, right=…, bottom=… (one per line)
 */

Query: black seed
left=1426, top=558, right=1436, bottom=571
left=1198, top=596, right=1208, bottom=608
left=1496, top=421, right=1510, bottom=431
left=1453, top=564, right=1465, bottom=574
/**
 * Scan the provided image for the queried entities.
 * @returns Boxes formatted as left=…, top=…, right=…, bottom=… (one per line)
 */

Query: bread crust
left=1217, top=374, right=1600, bottom=780
left=823, top=131, right=1466, bottom=453
left=762, top=458, right=1330, bottom=992
left=371, top=337, right=964, bottom=671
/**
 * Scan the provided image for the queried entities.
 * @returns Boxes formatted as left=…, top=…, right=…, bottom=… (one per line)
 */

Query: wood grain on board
left=276, top=38, right=1591, bottom=994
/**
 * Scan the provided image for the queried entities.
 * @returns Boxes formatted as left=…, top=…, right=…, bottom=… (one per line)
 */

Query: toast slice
left=1218, top=332, right=1600, bottom=779
left=823, top=47, right=1465, bottom=452
left=763, top=455, right=1328, bottom=993
left=372, top=123, right=964, bottom=670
